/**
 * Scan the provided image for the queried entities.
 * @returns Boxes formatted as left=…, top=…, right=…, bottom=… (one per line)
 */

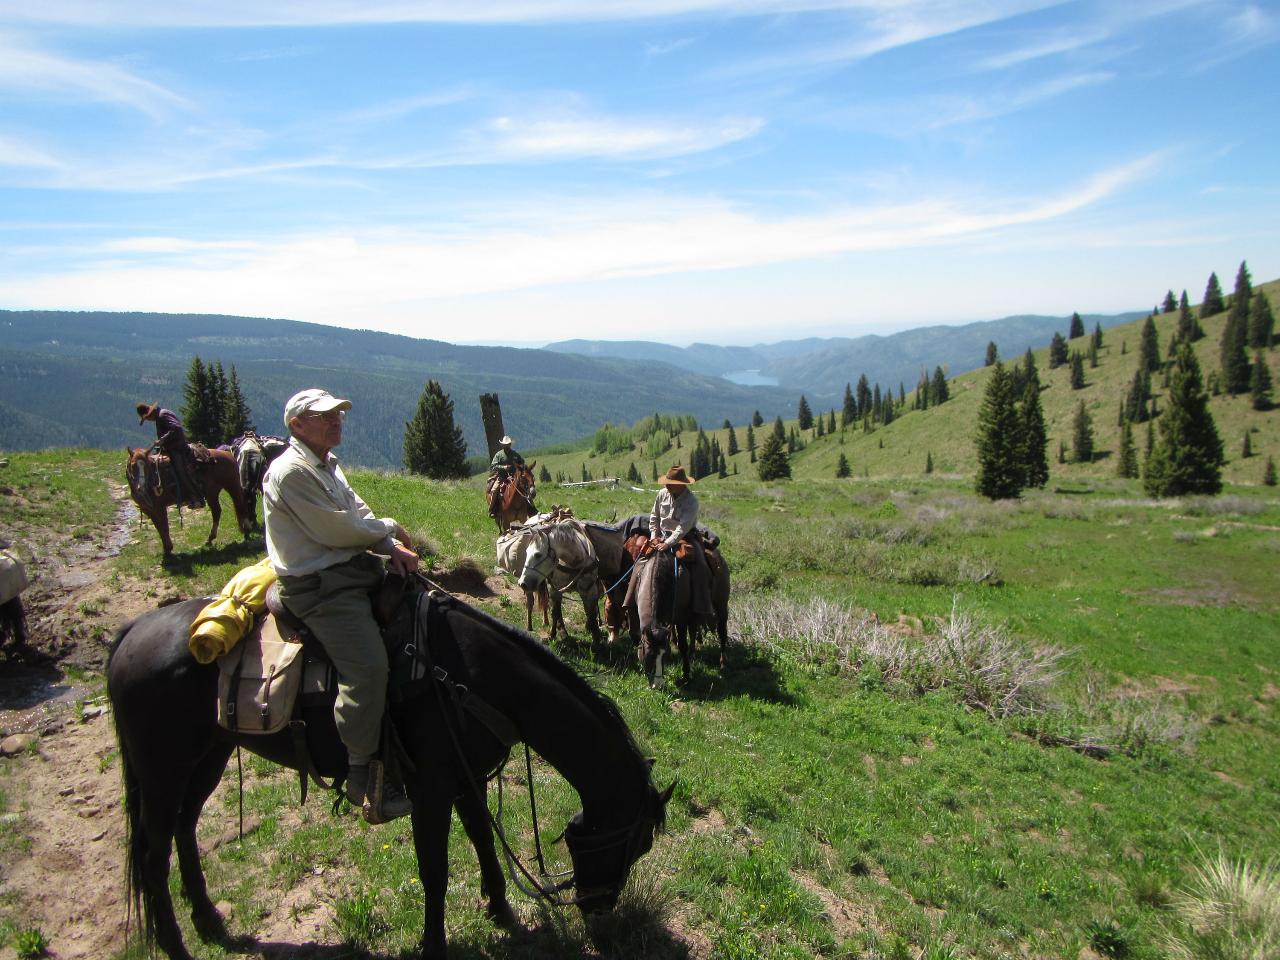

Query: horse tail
left=110, top=680, right=156, bottom=949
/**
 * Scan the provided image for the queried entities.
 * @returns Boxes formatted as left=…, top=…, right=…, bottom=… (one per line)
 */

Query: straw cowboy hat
left=137, top=402, right=158, bottom=424
left=660, top=465, right=695, bottom=485
left=500, top=435, right=514, bottom=446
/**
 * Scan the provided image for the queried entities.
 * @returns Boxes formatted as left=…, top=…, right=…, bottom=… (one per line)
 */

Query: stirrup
left=359, top=760, right=413, bottom=824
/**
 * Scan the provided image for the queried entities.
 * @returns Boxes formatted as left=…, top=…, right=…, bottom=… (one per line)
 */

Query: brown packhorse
left=125, top=448, right=253, bottom=555
left=487, top=462, right=537, bottom=532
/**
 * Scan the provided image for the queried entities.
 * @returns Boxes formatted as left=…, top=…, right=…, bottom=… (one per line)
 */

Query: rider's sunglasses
left=302, top=409, right=346, bottom=422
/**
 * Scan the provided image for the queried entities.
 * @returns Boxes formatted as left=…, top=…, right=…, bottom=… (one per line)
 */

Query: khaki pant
left=279, top=552, right=387, bottom=764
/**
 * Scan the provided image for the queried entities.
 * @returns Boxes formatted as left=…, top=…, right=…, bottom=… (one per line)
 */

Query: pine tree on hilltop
left=931, top=366, right=950, bottom=404
left=1264, top=456, right=1277, bottom=487
left=745, top=423, right=756, bottom=457
left=1048, top=332, right=1069, bottom=369
left=1116, top=420, right=1139, bottom=478
left=1022, top=349, right=1040, bottom=390
left=1201, top=271, right=1226, bottom=317
left=1220, top=303, right=1251, bottom=395
left=1231, top=260, right=1253, bottom=314
left=797, top=395, right=813, bottom=430
left=1177, top=290, right=1205, bottom=342
left=856, top=374, right=872, bottom=420
left=836, top=453, right=851, bottom=478
left=221, top=365, right=253, bottom=439
left=974, top=361, right=1023, bottom=499
left=1143, top=342, right=1224, bottom=497
left=1069, top=350, right=1086, bottom=389
left=1126, top=368, right=1151, bottom=423
left=1069, top=311, right=1085, bottom=339
left=827, top=410, right=836, bottom=433
left=925, top=451, right=934, bottom=475
left=841, top=383, right=856, bottom=426
left=1163, top=290, right=1177, bottom=313
left=1139, top=315, right=1160, bottom=373
left=752, top=410, right=763, bottom=428
left=1249, top=292, right=1275, bottom=349
left=772, top=416, right=785, bottom=442
left=1241, top=432, right=1253, bottom=459
left=1071, top=401, right=1094, bottom=464
left=1092, top=322, right=1104, bottom=350
left=757, top=434, right=791, bottom=480
left=726, top=424, right=739, bottom=455
left=403, top=379, right=469, bottom=479
left=985, top=341, right=998, bottom=366
left=181, top=356, right=220, bottom=446
left=1019, top=382, right=1049, bottom=489
left=539, top=464, right=551, bottom=483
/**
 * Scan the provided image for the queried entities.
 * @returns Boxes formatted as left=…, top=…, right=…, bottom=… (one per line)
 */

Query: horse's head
left=564, top=772, right=674, bottom=914
left=517, top=528, right=555, bottom=591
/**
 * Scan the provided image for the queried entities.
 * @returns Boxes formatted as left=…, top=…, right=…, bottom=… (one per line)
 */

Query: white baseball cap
left=284, top=388, right=351, bottom=428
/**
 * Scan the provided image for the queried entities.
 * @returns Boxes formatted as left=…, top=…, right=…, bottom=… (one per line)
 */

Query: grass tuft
left=1163, top=851, right=1280, bottom=960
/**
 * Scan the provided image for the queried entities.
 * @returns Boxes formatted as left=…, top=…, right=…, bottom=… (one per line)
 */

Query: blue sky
left=1, top=1, right=1277, bottom=346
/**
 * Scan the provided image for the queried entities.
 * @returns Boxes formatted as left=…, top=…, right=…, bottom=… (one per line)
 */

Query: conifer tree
left=757, top=434, right=791, bottom=480
left=180, top=356, right=221, bottom=446
left=1162, top=290, right=1177, bottom=313
left=1126, top=368, right=1151, bottom=423
left=1071, top=401, right=1094, bottom=464
left=974, top=361, right=1022, bottom=499
left=726, top=424, right=739, bottom=455
left=539, top=464, right=551, bottom=483
left=985, top=341, right=998, bottom=366
left=836, top=453, right=851, bottom=478
left=1201, top=272, right=1225, bottom=317
left=772, top=416, right=785, bottom=442
left=1058, top=440, right=1066, bottom=464
left=1241, top=432, right=1253, bottom=459
left=1070, top=351, right=1086, bottom=389
left=206, top=361, right=229, bottom=444
left=1248, top=292, right=1275, bottom=349
left=827, top=410, right=836, bottom=433
left=1231, top=260, right=1253, bottom=315
left=1143, top=342, right=1224, bottom=497
left=1251, top=353, right=1273, bottom=410
left=1092, top=322, right=1103, bottom=350
left=1139, top=315, right=1160, bottom=373
left=1263, top=456, right=1277, bottom=487
left=745, top=424, right=756, bottom=456
left=1116, top=421, right=1139, bottom=478
left=1220, top=304, right=1251, bottom=395
left=1020, top=382, right=1049, bottom=488
left=882, top=400, right=895, bottom=426
left=924, top=451, right=933, bottom=474
left=752, top=410, right=763, bottom=427
left=797, top=395, right=813, bottom=430
left=841, top=383, right=856, bottom=426
left=1087, top=338, right=1099, bottom=369
left=1146, top=420, right=1154, bottom=459
left=931, top=366, right=949, bottom=404
left=220, top=365, right=253, bottom=439
left=856, top=375, right=872, bottom=420
left=403, top=379, right=468, bottom=478
left=898, top=383, right=906, bottom=406
left=1069, top=311, right=1085, bottom=339
left=1048, top=332, right=1068, bottom=369
left=815, top=415, right=825, bottom=438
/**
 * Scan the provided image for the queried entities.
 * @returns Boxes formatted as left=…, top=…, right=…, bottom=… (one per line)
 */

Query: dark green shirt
left=490, top=447, right=524, bottom=469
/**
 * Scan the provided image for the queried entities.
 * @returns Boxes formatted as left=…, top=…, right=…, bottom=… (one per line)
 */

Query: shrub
left=1163, top=851, right=1280, bottom=960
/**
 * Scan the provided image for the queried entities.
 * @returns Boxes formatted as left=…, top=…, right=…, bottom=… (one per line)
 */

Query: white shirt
left=263, top=437, right=398, bottom=577
left=650, top=486, right=699, bottom=547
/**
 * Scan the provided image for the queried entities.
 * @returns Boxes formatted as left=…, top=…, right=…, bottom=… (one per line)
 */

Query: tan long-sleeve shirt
left=263, top=437, right=399, bottom=577
left=649, top=487, right=699, bottom=547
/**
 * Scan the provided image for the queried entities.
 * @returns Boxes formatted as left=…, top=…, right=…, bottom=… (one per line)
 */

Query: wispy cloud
left=0, top=33, right=190, bottom=118
left=645, top=37, right=696, bottom=56
left=0, top=135, right=64, bottom=170
left=477, top=112, right=764, bottom=161
left=0, top=154, right=1163, bottom=324
left=975, top=28, right=1109, bottom=70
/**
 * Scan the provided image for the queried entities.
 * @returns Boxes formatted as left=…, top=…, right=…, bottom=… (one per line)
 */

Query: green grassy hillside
left=533, top=280, right=1279, bottom=490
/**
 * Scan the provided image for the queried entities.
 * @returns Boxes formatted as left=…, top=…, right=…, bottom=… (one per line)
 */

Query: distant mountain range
left=544, top=310, right=1145, bottom=397
left=0, top=307, right=1142, bottom=468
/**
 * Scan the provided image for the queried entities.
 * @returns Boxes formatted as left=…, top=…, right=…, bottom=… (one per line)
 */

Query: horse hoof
left=486, top=900, right=523, bottom=933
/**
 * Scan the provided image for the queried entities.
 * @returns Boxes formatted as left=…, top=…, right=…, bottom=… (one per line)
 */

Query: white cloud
left=0, top=135, right=64, bottom=170
left=479, top=113, right=764, bottom=160
left=0, top=33, right=190, bottom=118
left=0, top=154, right=1164, bottom=328
left=975, top=29, right=1109, bottom=70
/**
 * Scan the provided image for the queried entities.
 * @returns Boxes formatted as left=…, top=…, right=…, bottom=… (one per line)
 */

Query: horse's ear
left=646, top=757, right=656, bottom=770
left=659, top=780, right=676, bottom=805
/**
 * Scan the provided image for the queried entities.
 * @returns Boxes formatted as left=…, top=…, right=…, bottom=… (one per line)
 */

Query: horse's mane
left=439, top=593, right=649, bottom=767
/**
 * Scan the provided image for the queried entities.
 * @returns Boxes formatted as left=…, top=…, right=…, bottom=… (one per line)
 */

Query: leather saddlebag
left=217, top=615, right=304, bottom=734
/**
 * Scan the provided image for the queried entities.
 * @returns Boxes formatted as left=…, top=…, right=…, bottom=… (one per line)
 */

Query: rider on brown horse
left=487, top=435, right=527, bottom=518
left=137, top=402, right=203, bottom=508
left=647, top=465, right=714, bottom=623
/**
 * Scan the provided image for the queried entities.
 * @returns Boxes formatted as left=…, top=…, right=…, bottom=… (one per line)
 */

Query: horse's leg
left=137, top=778, right=197, bottom=960
left=410, top=785, right=456, bottom=960
left=146, top=502, right=174, bottom=555
left=584, top=586, right=603, bottom=645
left=550, top=592, right=566, bottom=641
left=175, top=743, right=235, bottom=943
left=453, top=789, right=519, bottom=931
left=205, top=487, right=222, bottom=545
left=538, top=585, right=550, bottom=634
left=523, top=588, right=535, bottom=632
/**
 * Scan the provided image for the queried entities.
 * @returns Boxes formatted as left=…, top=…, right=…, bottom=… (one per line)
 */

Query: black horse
left=108, top=589, right=672, bottom=960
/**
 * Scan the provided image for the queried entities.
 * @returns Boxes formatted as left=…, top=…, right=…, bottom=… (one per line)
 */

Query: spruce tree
left=1070, top=350, right=1086, bottom=389
left=757, top=434, right=791, bottom=480
left=1092, top=322, right=1103, bottom=350
left=797, top=395, right=813, bottom=430
left=1069, top=311, right=1085, bottom=339
left=1201, top=272, right=1225, bottom=317
left=974, top=361, right=1023, bottom=499
left=772, top=416, right=785, bottom=442
left=1263, top=456, right=1277, bottom=487
left=1176, top=291, right=1197, bottom=342
left=931, top=366, right=949, bottom=404
left=1126, top=368, right=1151, bottom=423
left=1048, top=332, right=1068, bottom=369
left=1139, top=315, right=1160, bottom=373
left=745, top=424, right=756, bottom=456
left=856, top=375, right=872, bottom=419
left=1022, top=349, right=1040, bottom=390
left=924, top=451, right=933, bottom=475
left=221, top=365, right=253, bottom=439
left=1241, top=432, right=1253, bottom=459
left=180, top=356, right=220, bottom=446
left=1231, top=260, right=1253, bottom=316
left=1162, top=290, right=1177, bottom=313
left=1220, top=303, right=1251, bottom=395
left=1071, top=401, right=1094, bottom=464
left=841, top=383, right=856, bottom=426
left=1020, top=382, right=1049, bottom=488
left=752, top=410, right=763, bottom=428
left=816, top=416, right=825, bottom=438
left=403, top=379, right=469, bottom=478
left=1058, top=440, right=1066, bottom=464
left=539, top=464, right=551, bottom=482
left=836, top=453, right=851, bottom=478
left=828, top=410, right=836, bottom=433
left=1143, top=342, right=1224, bottom=497
left=726, top=424, right=739, bottom=455
left=985, top=341, right=998, bottom=366
left=1251, top=353, right=1273, bottom=410
left=1116, top=421, right=1138, bottom=478
left=1087, top=338, right=1099, bottom=369
left=1248, top=292, right=1275, bottom=349
left=205, top=361, right=229, bottom=444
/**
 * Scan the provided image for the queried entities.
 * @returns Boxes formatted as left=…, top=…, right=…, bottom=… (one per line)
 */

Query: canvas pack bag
left=0, top=551, right=29, bottom=606
left=217, top=615, right=305, bottom=734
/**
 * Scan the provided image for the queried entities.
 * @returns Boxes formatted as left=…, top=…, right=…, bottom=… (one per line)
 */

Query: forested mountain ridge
left=0, top=310, right=797, bottom=467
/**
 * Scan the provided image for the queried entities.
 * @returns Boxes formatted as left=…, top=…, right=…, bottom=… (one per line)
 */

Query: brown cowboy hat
left=660, top=465, right=695, bottom=485
left=137, top=402, right=157, bottom=424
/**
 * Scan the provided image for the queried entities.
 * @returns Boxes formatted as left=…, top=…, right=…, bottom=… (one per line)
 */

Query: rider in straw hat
left=487, top=435, right=526, bottom=517
left=648, top=465, right=714, bottom=621
left=136, top=401, right=203, bottom=508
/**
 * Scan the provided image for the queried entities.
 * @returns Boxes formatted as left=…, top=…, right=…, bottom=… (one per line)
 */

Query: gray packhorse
left=510, top=516, right=604, bottom=644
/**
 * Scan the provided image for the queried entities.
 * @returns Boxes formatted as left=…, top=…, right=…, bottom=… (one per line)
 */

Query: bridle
left=409, top=576, right=652, bottom=910
left=520, top=526, right=599, bottom=597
